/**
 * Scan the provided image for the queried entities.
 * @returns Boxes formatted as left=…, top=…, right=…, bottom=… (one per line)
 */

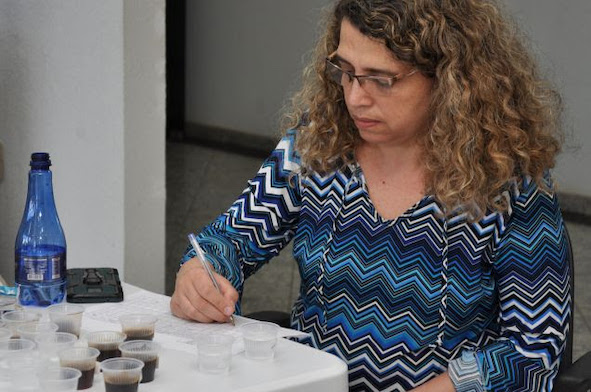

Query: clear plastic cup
left=7, top=353, right=44, bottom=390
left=119, top=314, right=157, bottom=341
left=48, top=303, right=85, bottom=337
left=58, top=346, right=100, bottom=390
left=0, top=338, right=37, bottom=358
left=86, top=330, right=127, bottom=362
left=100, top=357, right=144, bottom=392
left=196, top=333, right=234, bottom=374
left=35, top=332, right=78, bottom=364
left=17, top=321, right=59, bottom=341
left=0, top=296, right=16, bottom=315
left=119, top=340, right=161, bottom=383
left=0, top=338, right=37, bottom=383
left=38, top=366, right=82, bottom=392
left=0, top=327, right=12, bottom=341
left=241, top=321, right=280, bottom=360
left=1, top=309, right=42, bottom=338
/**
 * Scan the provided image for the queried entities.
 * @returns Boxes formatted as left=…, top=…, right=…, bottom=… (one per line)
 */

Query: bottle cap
left=30, top=152, right=51, bottom=169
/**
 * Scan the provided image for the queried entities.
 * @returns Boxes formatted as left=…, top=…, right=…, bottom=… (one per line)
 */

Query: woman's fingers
left=170, top=258, right=237, bottom=323
left=191, top=272, right=236, bottom=320
left=171, top=266, right=210, bottom=322
left=171, top=291, right=214, bottom=323
left=217, top=275, right=240, bottom=304
left=189, top=277, right=231, bottom=322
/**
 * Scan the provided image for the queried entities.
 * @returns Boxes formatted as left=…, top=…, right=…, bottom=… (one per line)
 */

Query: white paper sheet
left=81, top=288, right=308, bottom=355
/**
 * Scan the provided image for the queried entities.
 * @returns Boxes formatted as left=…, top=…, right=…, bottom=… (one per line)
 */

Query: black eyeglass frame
left=325, top=57, right=418, bottom=95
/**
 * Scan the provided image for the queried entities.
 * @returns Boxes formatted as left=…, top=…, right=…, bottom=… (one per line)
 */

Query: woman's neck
left=356, top=139, right=424, bottom=175
left=355, top=140, right=427, bottom=220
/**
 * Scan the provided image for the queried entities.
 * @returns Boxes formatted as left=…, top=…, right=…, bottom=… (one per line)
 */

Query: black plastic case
left=66, top=268, right=124, bottom=303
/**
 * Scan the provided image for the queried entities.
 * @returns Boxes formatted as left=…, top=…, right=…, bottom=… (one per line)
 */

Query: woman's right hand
left=170, top=258, right=238, bottom=323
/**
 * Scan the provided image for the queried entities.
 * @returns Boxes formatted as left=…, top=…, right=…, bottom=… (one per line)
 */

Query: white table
left=80, top=284, right=348, bottom=392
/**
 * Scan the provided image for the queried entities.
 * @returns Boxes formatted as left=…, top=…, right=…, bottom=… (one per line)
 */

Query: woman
left=171, top=0, right=570, bottom=390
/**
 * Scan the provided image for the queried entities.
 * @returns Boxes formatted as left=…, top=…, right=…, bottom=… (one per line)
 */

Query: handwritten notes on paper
left=81, top=287, right=307, bottom=355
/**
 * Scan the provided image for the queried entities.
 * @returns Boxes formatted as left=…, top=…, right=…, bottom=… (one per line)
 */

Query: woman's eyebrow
left=332, top=53, right=399, bottom=77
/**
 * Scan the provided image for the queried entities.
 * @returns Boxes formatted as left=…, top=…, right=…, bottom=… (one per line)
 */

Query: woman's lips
left=353, top=116, right=380, bottom=128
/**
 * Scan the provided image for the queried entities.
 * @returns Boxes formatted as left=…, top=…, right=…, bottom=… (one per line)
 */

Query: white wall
left=186, top=0, right=591, bottom=198
left=123, top=1, right=166, bottom=293
left=505, top=1, right=591, bottom=196
left=0, top=1, right=165, bottom=293
left=185, top=0, right=331, bottom=137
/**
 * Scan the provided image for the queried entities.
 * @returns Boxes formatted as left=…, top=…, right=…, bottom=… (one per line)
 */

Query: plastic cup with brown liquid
left=58, top=347, right=100, bottom=390
left=119, top=340, right=161, bottom=383
left=119, top=314, right=157, bottom=341
left=100, top=357, right=144, bottom=392
left=48, top=303, right=85, bottom=338
left=86, top=331, right=127, bottom=362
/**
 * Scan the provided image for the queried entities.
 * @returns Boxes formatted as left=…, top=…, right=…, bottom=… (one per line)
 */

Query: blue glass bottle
left=15, top=152, right=67, bottom=306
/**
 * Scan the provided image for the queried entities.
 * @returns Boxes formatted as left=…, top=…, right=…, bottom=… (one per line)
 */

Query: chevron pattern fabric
left=184, top=130, right=570, bottom=391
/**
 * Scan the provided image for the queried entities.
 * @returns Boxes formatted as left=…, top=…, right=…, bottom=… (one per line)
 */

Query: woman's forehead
left=336, top=18, right=405, bottom=70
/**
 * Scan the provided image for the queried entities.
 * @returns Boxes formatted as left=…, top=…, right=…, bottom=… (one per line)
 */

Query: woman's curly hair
left=282, top=0, right=563, bottom=219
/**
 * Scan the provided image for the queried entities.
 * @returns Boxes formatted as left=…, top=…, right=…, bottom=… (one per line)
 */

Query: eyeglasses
left=325, top=57, right=417, bottom=97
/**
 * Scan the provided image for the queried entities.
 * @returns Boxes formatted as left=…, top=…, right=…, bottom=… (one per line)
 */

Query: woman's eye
left=372, top=77, right=392, bottom=89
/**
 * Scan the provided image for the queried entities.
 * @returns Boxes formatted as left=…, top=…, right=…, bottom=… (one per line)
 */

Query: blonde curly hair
left=282, top=0, right=563, bottom=219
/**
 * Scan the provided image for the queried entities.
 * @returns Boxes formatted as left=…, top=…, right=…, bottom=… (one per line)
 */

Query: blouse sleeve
left=449, top=175, right=571, bottom=391
left=180, top=130, right=302, bottom=300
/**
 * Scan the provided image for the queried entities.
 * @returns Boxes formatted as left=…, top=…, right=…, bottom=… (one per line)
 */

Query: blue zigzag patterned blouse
left=182, top=130, right=571, bottom=391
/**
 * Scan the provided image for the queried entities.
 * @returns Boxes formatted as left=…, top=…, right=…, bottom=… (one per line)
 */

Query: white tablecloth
left=80, top=284, right=349, bottom=392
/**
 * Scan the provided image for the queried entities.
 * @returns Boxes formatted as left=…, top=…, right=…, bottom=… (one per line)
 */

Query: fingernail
left=224, top=306, right=233, bottom=316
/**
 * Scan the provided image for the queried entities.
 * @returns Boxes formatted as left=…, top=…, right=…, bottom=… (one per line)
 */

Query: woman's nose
left=345, top=78, right=373, bottom=107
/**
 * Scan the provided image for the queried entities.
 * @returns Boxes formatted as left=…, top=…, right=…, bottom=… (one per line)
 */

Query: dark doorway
left=166, top=0, right=186, bottom=141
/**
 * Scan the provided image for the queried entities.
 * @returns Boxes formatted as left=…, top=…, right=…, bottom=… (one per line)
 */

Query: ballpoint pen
left=187, top=233, right=235, bottom=326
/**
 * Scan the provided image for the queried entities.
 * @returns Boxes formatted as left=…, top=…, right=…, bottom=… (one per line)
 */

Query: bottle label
left=16, top=253, right=65, bottom=283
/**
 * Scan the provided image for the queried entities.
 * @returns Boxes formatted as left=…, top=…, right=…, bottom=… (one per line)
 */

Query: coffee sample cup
left=0, top=338, right=36, bottom=359
left=17, top=321, right=59, bottom=342
left=100, top=357, right=144, bottom=392
left=58, top=347, right=100, bottom=390
left=0, top=296, right=16, bottom=315
left=1, top=310, right=42, bottom=338
left=48, top=303, right=85, bottom=338
left=35, top=332, right=78, bottom=363
left=119, top=314, right=157, bottom=341
left=38, top=367, right=82, bottom=392
left=86, top=331, right=127, bottom=362
left=0, top=327, right=12, bottom=342
left=119, top=340, right=161, bottom=383
left=6, top=354, right=45, bottom=390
